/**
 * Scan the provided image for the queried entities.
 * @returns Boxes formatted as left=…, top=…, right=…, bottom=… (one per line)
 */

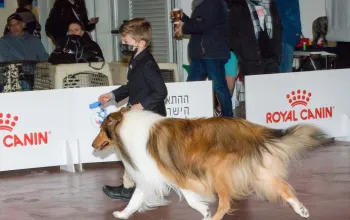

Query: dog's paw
left=113, top=211, right=130, bottom=219
left=296, top=205, right=310, bottom=218
left=202, top=211, right=211, bottom=220
left=287, top=198, right=310, bottom=218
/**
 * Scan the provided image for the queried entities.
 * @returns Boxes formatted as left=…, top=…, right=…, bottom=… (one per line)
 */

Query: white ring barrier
left=245, top=69, right=350, bottom=141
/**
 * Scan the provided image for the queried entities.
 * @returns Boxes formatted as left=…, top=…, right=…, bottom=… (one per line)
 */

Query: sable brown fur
left=146, top=117, right=325, bottom=219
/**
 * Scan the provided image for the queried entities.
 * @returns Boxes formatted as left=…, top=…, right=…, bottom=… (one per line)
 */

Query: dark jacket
left=3, top=8, right=41, bottom=38
left=182, top=0, right=230, bottom=60
left=335, top=42, right=350, bottom=69
left=227, top=0, right=282, bottom=75
left=0, top=32, right=49, bottom=62
left=45, top=0, right=95, bottom=44
left=111, top=49, right=168, bottom=116
left=48, top=32, right=104, bottom=65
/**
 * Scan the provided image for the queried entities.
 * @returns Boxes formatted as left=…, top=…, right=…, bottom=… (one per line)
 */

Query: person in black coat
left=45, top=0, right=99, bottom=45
left=105, top=47, right=168, bottom=116
left=98, top=18, right=168, bottom=201
left=227, top=0, right=282, bottom=75
left=174, top=0, right=233, bottom=118
left=48, top=22, right=104, bottom=64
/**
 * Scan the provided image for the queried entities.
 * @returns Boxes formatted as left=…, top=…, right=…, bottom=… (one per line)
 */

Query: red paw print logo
left=286, top=90, right=312, bottom=107
left=0, top=113, right=19, bottom=132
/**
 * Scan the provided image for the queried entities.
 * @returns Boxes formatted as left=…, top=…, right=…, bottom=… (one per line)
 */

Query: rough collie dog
left=92, top=107, right=326, bottom=220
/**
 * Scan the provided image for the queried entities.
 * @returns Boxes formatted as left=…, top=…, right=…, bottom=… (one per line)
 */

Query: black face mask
left=120, top=44, right=138, bottom=57
left=67, top=34, right=83, bottom=43
left=250, top=0, right=262, bottom=6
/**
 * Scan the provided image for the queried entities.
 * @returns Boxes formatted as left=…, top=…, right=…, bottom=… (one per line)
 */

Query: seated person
left=3, top=0, right=42, bottom=38
left=48, top=22, right=104, bottom=65
left=0, top=14, right=48, bottom=92
left=0, top=13, right=49, bottom=62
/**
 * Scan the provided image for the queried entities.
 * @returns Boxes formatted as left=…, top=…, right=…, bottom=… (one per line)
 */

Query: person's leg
left=280, top=42, right=294, bottom=73
left=225, top=75, right=236, bottom=97
left=187, top=59, right=207, bottom=82
left=102, top=171, right=136, bottom=201
left=203, top=59, right=233, bottom=117
left=123, top=171, right=135, bottom=188
left=224, top=52, right=238, bottom=97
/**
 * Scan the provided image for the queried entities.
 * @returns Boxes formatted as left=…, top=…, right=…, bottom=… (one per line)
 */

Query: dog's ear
left=119, top=106, right=131, bottom=114
left=101, top=112, right=123, bottom=139
left=106, top=112, right=123, bottom=127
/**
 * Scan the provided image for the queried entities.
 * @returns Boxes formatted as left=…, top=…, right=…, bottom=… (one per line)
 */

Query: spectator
left=45, top=0, right=99, bottom=45
left=227, top=0, right=282, bottom=75
left=3, top=0, right=41, bottom=38
left=48, top=22, right=104, bottom=64
left=275, top=0, right=302, bottom=73
left=174, top=0, right=233, bottom=118
left=224, top=0, right=238, bottom=97
left=0, top=14, right=48, bottom=62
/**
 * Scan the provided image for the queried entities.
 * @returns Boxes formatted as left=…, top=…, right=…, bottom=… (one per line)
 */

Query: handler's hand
left=98, top=93, right=113, bottom=105
left=131, top=103, right=144, bottom=110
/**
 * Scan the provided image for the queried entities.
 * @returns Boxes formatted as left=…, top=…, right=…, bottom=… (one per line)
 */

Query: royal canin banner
left=245, top=69, right=350, bottom=138
left=0, top=89, right=76, bottom=171
left=0, top=112, right=51, bottom=148
left=265, top=89, right=334, bottom=124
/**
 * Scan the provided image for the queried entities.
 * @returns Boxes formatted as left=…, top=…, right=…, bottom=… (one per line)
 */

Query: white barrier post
left=76, top=139, right=83, bottom=172
left=336, top=114, right=350, bottom=142
left=60, top=140, right=76, bottom=173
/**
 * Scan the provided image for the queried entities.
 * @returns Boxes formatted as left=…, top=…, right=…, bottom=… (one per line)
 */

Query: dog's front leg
left=113, top=187, right=144, bottom=219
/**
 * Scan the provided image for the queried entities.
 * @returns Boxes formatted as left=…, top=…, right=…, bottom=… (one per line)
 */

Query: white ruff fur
left=116, top=110, right=181, bottom=217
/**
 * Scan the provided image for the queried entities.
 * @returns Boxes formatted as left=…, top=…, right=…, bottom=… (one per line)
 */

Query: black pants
left=241, top=58, right=280, bottom=75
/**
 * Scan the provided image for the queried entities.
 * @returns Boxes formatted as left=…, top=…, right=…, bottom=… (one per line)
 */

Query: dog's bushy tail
left=246, top=124, right=328, bottom=202
left=275, top=124, right=328, bottom=160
